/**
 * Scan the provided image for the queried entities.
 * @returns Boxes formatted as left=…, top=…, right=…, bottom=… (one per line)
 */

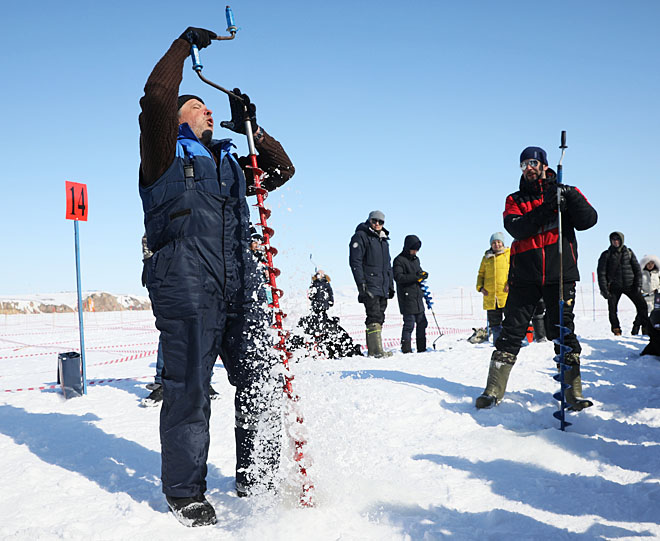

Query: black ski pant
left=607, top=285, right=649, bottom=331
left=401, top=312, right=428, bottom=349
left=486, top=308, right=504, bottom=328
left=495, top=282, right=581, bottom=357
left=156, top=297, right=281, bottom=499
left=362, top=295, right=388, bottom=326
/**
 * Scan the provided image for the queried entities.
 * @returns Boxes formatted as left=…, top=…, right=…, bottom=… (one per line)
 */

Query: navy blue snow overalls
left=140, top=123, right=280, bottom=498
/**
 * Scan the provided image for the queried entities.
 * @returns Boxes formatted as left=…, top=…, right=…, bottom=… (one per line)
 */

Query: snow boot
left=475, top=350, right=516, bottom=409
left=562, top=353, right=593, bottom=411
left=416, top=336, right=427, bottom=353
left=532, top=316, right=547, bottom=342
left=140, top=384, right=163, bottom=407
left=401, top=338, right=413, bottom=354
left=612, top=327, right=622, bottom=336
left=166, top=494, right=217, bottom=527
left=631, top=323, right=640, bottom=335
left=366, top=323, right=393, bottom=358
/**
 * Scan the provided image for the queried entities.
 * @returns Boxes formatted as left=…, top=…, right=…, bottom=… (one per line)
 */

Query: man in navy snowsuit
left=139, top=27, right=294, bottom=526
left=349, top=210, right=395, bottom=357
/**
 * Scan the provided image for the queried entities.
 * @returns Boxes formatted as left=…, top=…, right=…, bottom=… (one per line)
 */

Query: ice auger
left=552, top=131, right=573, bottom=431
left=420, top=279, right=443, bottom=349
left=189, top=6, right=313, bottom=505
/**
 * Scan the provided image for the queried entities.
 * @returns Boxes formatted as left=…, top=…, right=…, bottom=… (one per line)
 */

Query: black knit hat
left=177, top=94, right=204, bottom=110
left=520, top=146, right=548, bottom=166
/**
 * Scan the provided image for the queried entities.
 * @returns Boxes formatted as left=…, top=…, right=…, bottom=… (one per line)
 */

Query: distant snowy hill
left=0, top=291, right=151, bottom=314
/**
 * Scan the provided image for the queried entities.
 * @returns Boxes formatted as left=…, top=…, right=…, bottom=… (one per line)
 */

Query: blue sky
left=1, top=0, right=658, bottom=298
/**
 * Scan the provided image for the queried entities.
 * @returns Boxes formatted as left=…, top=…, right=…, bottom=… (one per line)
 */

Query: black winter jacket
left=349, top=221, right=394, bottom=299
left=309, top=277, right=334, bottom=313
left=597, top=232, right=642, bottom=293
left=504, top=169, right=597, bottom=286
left=393, top=235, right=425, bottom=315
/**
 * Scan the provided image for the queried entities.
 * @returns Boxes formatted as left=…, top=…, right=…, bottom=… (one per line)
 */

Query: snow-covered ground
left=1, top=292, right=659, bottom=540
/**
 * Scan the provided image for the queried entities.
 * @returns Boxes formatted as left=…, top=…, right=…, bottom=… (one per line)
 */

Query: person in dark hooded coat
left=393, top=235, right=428, bottom=353
left=349, top=210, right=395, bottom=357
left=296, top=270, right=363, bottom=358
left=597, top=231, right=650, bottom=335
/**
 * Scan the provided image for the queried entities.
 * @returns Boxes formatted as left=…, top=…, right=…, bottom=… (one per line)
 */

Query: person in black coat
left=296, top=271, right=363, bottom=358
left=349, top=210, right=395, bottom=358
left=393, top=235, right=428, bottom=353
left=476, top=146, right=597, bottom=411
left=597, top=231, right=650, bottom=336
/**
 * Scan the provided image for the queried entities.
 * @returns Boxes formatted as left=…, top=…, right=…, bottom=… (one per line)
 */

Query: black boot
left=401, top=338, right=412, bottom=354
left=166, top=494, right=216, bottom=527
left=532, top=316, right=547, bottom=342
left=632, top=323, right=640, bottom=335
left=416, top=335, right=427, bottom=353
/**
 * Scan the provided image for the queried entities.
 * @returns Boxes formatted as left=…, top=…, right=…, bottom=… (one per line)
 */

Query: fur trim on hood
left=640, top=254, right=660, bottom=271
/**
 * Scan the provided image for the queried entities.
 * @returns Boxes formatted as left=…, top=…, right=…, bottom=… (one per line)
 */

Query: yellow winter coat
left=476, top=247, right=510, bottom=310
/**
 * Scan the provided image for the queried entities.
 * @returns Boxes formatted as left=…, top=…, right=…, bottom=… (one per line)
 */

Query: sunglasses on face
left=520, top=159, right=541, bottom=170
left=370, top=219, right=384, bottom=225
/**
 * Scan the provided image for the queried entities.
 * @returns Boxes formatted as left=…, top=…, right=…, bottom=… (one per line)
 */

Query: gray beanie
left=490, top=232, right=505, bottom=245
left=368, top=210, right=385, bottom=223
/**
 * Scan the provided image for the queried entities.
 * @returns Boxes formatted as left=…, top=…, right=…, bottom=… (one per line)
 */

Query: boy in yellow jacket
left=476, top=232, right=510, bottom=343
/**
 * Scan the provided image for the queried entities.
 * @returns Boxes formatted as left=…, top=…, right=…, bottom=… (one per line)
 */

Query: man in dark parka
left=597, top=231, right=649, bottom=335
left=393, top=235, right=428, bottom=353
left=349, top=210, right=395, bottom=357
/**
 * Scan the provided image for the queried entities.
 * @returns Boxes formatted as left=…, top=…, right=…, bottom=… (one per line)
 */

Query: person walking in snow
left=393, top=235, right=429, bottom=353
left=139, top=28, right=295, bottom=526
left=640, top=255, right=660, bottom=313
left=476, top=232, right=510, bottom=344
left=475, top=146, right=597, bottom=411
left=597, top=232, right=650, bottom=336
left=349, top=210, right=395, bottom=358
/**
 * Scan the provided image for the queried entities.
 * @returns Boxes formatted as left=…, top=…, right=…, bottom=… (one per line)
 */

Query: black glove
left=417, top=270, right=429, bottom=282
left=220, top=88, right=258, bottom=135
left=179, top=27, right=217, bottom=50
left=359, top=283, right=375, bottom=301
left=388, top=287, right=396, bottom=299
left=600, top=289, right=609, bottom=300
left=541, top=189, right=567, bottom=213
left=141, top=261, right=148, bottom=288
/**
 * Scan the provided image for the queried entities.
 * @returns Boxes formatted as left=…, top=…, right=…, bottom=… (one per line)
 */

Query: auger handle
left=225, top=5, right=237, bottom=32
left=190, top=3, right=238, bottom=69
left=560, top=130, right=567, bottom=149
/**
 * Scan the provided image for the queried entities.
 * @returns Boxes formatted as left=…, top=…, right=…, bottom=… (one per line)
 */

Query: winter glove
left=141, top=261, right=148, bottom=288
left=388, top=287, right=396, bottom=299
left=220, top=88, right=258, bottom=135
left=600, top=289, right=609, bottom=300
left=417, top=270, right=429, bottom=282
left=179, top=27, right=217, bottom=50
left=541, top=188, right=568, bottom=213
left=358, top=283, right=375, bottom=302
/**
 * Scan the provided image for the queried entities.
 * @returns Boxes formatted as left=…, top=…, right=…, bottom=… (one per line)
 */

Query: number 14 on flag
left=66, top=181, right=88, bottom=221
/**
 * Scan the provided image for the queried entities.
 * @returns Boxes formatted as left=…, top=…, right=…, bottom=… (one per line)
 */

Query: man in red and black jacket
left=475, top=146, right=597, bottom=411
